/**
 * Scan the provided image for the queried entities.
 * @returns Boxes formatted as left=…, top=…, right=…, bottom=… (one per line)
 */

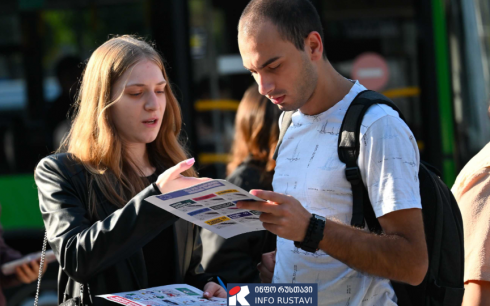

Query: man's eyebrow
left=244, top=56, right=282, bottom=72
left=259, top=56, right=281, bottom=69
left=126, top=80, right=166, bottom=87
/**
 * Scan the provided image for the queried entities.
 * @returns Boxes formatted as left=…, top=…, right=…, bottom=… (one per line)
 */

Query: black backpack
left=273, top=90, right=465, bottom=306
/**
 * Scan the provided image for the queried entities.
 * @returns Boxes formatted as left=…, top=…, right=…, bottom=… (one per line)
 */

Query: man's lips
left=270, top=95, right=285, bottom=105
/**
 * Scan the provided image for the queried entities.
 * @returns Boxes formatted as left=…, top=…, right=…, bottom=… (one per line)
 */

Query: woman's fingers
left=203, top=282, right=227, bottom=299
left=165, top=158, right=195, bottom=180
left=158, top=176, right=212, bottom=194
left=156, top=158, right=195, bottom=191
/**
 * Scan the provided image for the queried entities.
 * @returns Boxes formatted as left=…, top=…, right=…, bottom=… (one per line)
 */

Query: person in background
left=35, top=35, right=225, bottom=306
left=0, top=205, right=47, bottom=306
left=452, top=108, right=490, bottom=305
left=201, top=84, right=279, bottom=283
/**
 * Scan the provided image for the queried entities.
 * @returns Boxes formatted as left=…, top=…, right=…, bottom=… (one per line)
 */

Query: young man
left=236, top=0, right=428, bottom=304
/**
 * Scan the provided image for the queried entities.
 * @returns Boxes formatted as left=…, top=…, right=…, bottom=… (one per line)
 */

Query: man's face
left=238, top=20, right=318, bottom=111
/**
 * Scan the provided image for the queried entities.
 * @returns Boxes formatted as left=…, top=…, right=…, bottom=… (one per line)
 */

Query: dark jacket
left=35, top=153, right=211, bottom=305
left=201, top=158, right=276, bottom=283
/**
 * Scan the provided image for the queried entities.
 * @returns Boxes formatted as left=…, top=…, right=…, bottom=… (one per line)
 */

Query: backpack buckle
left=345, top=167, right=362, bottom=184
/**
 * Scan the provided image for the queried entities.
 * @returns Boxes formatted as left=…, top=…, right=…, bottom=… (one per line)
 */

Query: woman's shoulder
left=226, top=160, right=272, bottom=190
left=36, top=152, right=86, bottom=180
left=228, top=161, right=260, bottom=179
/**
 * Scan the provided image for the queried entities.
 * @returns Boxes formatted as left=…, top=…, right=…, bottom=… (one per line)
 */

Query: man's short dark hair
left=239, top=0, right=326, bottom=59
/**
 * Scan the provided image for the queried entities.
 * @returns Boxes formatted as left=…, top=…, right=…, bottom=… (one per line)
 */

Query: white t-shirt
left=272, top=81, right=422, bottom=306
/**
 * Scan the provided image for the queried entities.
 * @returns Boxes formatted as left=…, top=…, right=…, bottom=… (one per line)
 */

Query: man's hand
left=238, top=191, right=428, bottom=286
left=203, top=282, right=227, bottom=299
left=15, top=260, right=48, bottom=284
left=257, top=251, right=276, bottom=283
left=236, top=190, right=311, bottom=242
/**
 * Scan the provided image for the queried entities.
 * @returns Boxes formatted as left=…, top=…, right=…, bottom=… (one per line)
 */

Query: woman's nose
left=144, top=92, right=158, bottom=111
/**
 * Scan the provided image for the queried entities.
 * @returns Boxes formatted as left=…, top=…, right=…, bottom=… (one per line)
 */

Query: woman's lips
left=270, top=95, right=285, bottom=105
left=142, top=119, right=158, bottom=126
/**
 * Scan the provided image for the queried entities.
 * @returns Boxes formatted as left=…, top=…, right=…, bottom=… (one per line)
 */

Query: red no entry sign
left=352, top=52, right=389, bottom=91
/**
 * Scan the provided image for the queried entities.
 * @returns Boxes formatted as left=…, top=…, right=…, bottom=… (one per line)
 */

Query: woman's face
left=110, top=59, right=166, bottom=146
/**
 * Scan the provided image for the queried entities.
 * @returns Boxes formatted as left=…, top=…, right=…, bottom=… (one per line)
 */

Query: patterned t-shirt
left=272, top=81, right=422, bottom=306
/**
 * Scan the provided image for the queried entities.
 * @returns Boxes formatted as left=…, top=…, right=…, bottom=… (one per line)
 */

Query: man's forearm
left=318, top=219, right=427, bottom=285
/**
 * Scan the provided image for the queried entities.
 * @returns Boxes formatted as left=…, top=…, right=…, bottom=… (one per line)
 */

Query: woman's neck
left=125, top=143, right=155, bottom=176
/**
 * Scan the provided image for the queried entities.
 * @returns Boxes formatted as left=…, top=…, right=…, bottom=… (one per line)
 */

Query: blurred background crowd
left=0, top=0, right=489, bottom=305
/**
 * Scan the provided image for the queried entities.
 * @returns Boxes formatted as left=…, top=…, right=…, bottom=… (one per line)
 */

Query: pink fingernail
left=204, top=292, right=209, bottom=297
left=186, top=158, right=195, bottom=165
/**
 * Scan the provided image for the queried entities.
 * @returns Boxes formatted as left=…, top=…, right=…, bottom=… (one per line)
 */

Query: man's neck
left=299, top=61, right=354, bottom=116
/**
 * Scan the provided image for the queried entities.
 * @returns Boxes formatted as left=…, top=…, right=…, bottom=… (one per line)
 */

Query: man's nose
left=256, top=74, right=274, bottom=96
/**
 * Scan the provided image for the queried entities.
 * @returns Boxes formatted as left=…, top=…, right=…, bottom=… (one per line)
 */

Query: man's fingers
left=259, top=212, right=281, bottom=224
left=250, top=189, right=289, bottom=203
left=262, top=222, right=281, bottom=236
left=236, top=200, right=280, bottom=214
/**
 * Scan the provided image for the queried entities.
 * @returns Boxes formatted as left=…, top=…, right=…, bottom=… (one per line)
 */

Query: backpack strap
left=338, top=90, right=406, bottom=230
left=272, top=111, right=294, bottom=161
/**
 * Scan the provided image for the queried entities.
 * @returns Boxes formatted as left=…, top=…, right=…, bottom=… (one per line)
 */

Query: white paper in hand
left=145, top=179, right=266, bottom=239
left=97, top=284, right=226, bottom=306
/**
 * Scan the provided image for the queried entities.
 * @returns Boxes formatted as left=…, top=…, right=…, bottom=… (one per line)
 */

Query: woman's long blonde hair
left=227, top=84, right=281, bottom=176
left=61, top=35, right=196, bottom=217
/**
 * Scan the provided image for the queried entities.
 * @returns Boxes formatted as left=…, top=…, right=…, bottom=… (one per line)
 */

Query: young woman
left=201, top=84, right=279, bottom=283
left=35, top=35, right=226, bottom=305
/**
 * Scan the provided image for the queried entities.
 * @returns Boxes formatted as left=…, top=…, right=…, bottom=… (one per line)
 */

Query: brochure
left=145, top=179, right=266, bottom=239
left=97, top=284, right=227, bottom=306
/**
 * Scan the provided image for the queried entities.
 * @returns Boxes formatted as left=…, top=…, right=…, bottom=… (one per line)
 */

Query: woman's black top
left=35, top=153, right=213, bottom=306
left=142, top=173, right=175, bottom=287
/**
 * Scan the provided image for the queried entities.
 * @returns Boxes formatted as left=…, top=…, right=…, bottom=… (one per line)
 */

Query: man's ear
left=305, top=31, right=324, bottom=61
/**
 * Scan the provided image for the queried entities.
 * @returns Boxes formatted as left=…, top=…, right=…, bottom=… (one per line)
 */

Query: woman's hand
left=15, top=259, right=48, bottom=284
left=203, top=282, right=227, bottom=299
left=156, top=158, right=210, bottom=194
